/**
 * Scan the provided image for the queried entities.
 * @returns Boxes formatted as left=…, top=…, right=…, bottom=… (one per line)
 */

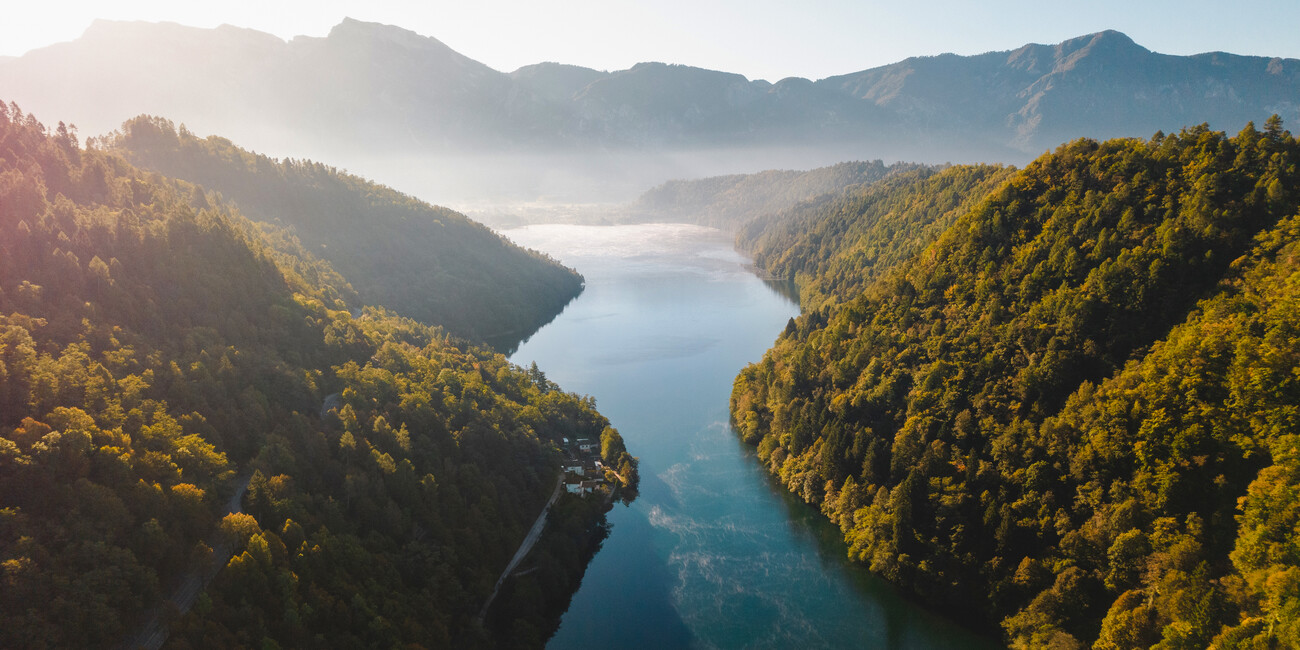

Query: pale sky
left=5, top=0, right=1300, bottom=82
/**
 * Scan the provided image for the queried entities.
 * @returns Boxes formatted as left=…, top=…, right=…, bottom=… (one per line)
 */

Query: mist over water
left=504, top=224, right=999, bottom=649
left=320, top=143, right=994, bottom=209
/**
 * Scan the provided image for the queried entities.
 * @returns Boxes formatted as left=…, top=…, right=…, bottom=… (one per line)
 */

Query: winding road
left=477, top=471, right=566, bottom=623
left=122, top=474, right=252, bottom=650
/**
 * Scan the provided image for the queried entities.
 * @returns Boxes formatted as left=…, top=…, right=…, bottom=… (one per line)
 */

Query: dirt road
left=122, top=474, right=251, bottom=650
left=477, top=471, right=565, bottom=623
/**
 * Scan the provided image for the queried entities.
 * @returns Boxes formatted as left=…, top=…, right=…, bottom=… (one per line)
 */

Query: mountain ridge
left=0, top=101, right=634, bottom=648
left=2, top=19, right=1295, bottom=199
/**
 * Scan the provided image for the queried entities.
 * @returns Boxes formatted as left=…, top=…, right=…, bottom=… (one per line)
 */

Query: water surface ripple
left=504, top=224, right=999, bottom=649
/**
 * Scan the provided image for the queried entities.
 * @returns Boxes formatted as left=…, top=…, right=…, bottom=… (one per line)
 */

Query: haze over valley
left=4, top=4, right=1300, bottom=649
left=2, top=18, right=1296, bottom=202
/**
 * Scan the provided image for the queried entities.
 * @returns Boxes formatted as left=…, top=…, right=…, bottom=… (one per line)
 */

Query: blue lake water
left=503, top=223, right=1001, bottom=649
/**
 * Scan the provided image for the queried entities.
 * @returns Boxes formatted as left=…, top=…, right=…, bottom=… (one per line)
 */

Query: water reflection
left=751, top=267, right=801, bottom=306
left=502, top=224, right=1000, bottom=649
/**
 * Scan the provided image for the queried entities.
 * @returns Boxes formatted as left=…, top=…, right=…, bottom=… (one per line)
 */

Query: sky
left=5, top=0, right=1300, bottom=82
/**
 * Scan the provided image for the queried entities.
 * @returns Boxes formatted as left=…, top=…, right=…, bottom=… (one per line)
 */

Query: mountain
left=822, top=30, right=1300, bottom=153
left=628, top=160, right=928, bottom=230
left=0, top=102, right=635, bottom=648
left=729, top=119, right=1300, bottom=647
left=0, top=19, right=903, bottom=154
left=107, top=115, right=583, bottom=348
left=3, top=19, right=523, bottom=148
left=511, top=62, right=610, bottom=105
left=2, top=20, right=1295, bottom=199
left=734, top=163, right=1017, bottom=308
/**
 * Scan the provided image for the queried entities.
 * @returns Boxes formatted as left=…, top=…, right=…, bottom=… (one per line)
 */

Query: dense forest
left=629, top=160, right=924, bottom=230
left=731, top=119, right=1300, bottom=647
left=107, top=116, right=583, bottom=347
left=0, top=103, right=636, bottom=649
left=736, top=164, right=1017, bottom=310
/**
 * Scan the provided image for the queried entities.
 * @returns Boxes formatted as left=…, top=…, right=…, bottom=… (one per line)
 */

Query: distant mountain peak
left=72, top=18, right=289, bottom=55
left=514, top=61, right=603, bottom=74
left=1084, top=29, right=1137, bottom=44
left=312, top=17, right=497, bottom=77
left=1049, top=29, right=1151, bottom=75
left=1062, top=29, right=1146, bottom=55
left=620, top=61, right=753, bottom=83
left=1003, top=30, right=1147, bottom=71
left=331, top=16, right=414, bottom=36
left=325, top=17, right=457, bottom=54
left=629, top=61, right=670, bottom=71
left=511, top=62, right=610, bottom=101
left=2, top=19, right=1295, bottom=180
left=329, top=17, right=420, bottom=40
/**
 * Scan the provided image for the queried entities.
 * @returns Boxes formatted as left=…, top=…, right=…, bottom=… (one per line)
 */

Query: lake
left=502, top=223, right=1000, bottom=649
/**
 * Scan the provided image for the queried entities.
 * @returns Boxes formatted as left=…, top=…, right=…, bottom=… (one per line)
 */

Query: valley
left=501, top=223, right=1000, bottom=648
left=3, top=9, right=1300, bottom=648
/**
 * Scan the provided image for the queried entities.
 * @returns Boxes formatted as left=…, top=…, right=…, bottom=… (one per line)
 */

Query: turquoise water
left=503, top=224, right=1000, bottom=650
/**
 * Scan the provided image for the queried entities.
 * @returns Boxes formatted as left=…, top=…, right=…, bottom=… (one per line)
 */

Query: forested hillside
left=736, top=164, right=1016, bottom=309
left=109, top=116, right=583, bottom=347
left=731, top=119, right=1300, bottom=647
left=630, top=160, right=922, bottom=230
left=0, top=103, right=634, bottom=649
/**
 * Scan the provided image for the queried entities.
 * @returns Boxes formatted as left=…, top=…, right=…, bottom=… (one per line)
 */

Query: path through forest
left=477, top=471, right=565, bottom=623
left=122, top=473, right=252, bottom=650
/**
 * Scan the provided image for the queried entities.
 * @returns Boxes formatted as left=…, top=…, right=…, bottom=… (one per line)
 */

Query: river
left=502, top=223, right=1000, bottom=649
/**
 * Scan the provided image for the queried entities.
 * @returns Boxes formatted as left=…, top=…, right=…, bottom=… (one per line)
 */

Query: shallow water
left=504, top=224, right=1000, bottom=649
